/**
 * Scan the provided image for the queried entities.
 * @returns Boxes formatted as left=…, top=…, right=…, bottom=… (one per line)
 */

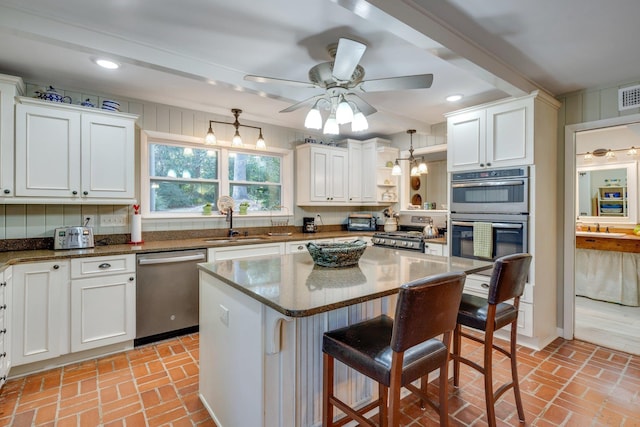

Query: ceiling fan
left=245, top=38, right=433, bottom=132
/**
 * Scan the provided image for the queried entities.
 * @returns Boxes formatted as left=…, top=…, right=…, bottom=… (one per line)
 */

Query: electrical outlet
left=100, top=214, right=128, bottom=227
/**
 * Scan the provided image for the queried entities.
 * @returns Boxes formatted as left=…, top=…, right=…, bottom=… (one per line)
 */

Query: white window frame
left=140, top=130, right=293, bottom=218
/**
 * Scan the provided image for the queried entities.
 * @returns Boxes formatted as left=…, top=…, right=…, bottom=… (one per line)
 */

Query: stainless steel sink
left=575, top=231, right=626, bottom=237
left=204, top=237, right=269, bottom=244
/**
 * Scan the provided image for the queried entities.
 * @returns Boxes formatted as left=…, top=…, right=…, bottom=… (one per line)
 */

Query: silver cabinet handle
left=0, top=304, right=6, bottom=310
left=297, top=245, right=304, bottom=250
left=138, top=253, right=206, bottom=265
left=129, top=277, right=135, bottom=281
left=99, top=263, right=111, bottom=269
left=53, top=264, right=60, bottom=270
left=481, top=283, right=490, bottom=289
left=0, top=329, right=6, bottom=334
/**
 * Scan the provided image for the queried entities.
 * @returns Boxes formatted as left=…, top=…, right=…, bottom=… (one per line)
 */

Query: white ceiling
left=0, top=0, right=639, bottom=139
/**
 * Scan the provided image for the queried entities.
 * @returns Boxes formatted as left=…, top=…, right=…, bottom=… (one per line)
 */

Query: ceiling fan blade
left=345, top=93, right=377, bottom=116
left=279, top=95, right=324, bottom=113
left=245, top=74, right=317, bottom=88
left=359, top=74, right=433, bottom=92
left=332, top=38, right=367, bottom=81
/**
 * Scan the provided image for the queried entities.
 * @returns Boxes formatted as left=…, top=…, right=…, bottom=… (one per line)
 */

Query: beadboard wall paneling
left=4, top=82, right=394, bottom=240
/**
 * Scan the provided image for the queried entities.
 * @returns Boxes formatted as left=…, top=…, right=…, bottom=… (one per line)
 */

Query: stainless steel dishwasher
left=135, top=249, right=207, bottom=345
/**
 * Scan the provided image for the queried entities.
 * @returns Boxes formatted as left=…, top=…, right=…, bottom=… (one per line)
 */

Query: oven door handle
left=451, top=221, right=523, bottom=229
left=452, top=180, right=525, bottom=188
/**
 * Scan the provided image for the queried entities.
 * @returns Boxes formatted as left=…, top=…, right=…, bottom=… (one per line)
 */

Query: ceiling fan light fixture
left=351, top=111, right=368, bottom=132
left=335, top=96, right=353, bottom=124
left=304, top=106, right=323, bottom=129
left=323, top=116, right=339, bottom=135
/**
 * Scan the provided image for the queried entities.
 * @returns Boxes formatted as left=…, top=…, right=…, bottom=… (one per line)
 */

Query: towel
left=473, top=222, right=493, bottom=259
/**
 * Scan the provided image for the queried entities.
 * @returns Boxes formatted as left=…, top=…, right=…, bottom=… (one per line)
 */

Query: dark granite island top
left=197, top=246, right=492, bottom=317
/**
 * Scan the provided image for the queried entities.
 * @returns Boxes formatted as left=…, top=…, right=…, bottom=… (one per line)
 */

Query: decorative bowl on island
left=306, top=240, right=367, bottom=268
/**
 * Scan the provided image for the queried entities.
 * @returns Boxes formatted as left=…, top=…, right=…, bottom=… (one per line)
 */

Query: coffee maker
left=303, top=217, right=317, bottom=233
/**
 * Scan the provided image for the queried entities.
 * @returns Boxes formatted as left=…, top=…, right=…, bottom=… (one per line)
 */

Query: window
left=141, top=131, right=293, bottom=217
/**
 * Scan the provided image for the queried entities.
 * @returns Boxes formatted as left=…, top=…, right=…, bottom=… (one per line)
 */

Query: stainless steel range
left=372, top=213, right=447, bottom=252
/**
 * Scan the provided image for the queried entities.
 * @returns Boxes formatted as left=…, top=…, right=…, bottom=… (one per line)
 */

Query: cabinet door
left=70, top=273, right=136, bottom=352
left=486, top=98, right=533, bottom=167
left=447, top=110, right=485, bottom=171
left=309, top=147, right=331, bottom=202
left=347, top=143, right=363, bottom=202
left=12, top=261, right=69, bottom=366
left=81, top=114, right=135, bottom=199
left=0, top=79, right=22, bottom=197
left=360, top=142, right=378, bottom=203
left=15, top=104, right=81, bottom=197
left=329, top=149, right=348, bottom=202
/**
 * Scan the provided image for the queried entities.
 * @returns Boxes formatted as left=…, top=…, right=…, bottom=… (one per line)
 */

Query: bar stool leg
left=510, top=321, right=525, bottom=422
left=452, top=324, right=462, bottom=387
left=439, top=353, right=450, bottom=426
left=323, top=353, right=335, bottom=426
left=483, top=320, right=497, bottom=427
left=379, top=383, right=388, bottom=427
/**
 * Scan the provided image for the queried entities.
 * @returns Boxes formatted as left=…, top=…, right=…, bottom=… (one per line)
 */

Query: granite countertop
left=0, top=231, right=375, bottom=270
left=198, top=246, right=492, bottom=317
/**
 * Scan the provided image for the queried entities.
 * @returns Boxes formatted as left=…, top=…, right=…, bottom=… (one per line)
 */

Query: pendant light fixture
left=391, top=130, right=428, bottom=176
left=205, top=108, right=267, bottom=149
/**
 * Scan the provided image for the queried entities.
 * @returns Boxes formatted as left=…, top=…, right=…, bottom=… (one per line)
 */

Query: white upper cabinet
left=447, top=96, right=534, bottom=171
left=0, top=74, right=24, bottom=199
left=296, top=144, right=348, bottom=204
left=13, top=97, right=137, bottom=204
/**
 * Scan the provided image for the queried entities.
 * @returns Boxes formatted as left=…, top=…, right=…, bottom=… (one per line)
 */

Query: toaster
left=54, top=226, right=95, bottom=250
left=347, top=213, right=377, bottom=231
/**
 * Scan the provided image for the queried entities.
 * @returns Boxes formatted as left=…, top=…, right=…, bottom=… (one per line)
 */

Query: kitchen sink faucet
left=226, top=208, right=239, bottom=237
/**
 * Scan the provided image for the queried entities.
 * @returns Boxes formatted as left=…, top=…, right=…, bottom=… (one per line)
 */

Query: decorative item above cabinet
left=6, top=97, right=138, bottom=204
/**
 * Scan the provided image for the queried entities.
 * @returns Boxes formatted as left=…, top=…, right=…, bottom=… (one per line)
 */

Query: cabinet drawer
left=464, top=275, right=532, bottom=303
left=71, top=254, right=135, bottom=278
left=287, top=239, right=333, bottom=254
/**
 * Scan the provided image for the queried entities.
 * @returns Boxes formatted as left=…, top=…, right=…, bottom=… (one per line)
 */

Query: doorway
left=564, top=115, right=640, bottom=355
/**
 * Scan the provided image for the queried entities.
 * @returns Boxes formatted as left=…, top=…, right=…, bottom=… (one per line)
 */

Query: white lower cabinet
left=0, top=267, right=13, bottom=388
left=286, top=238, right=333, bottom=254
left=12, top=255, right=136, bottom=367
left=70, top=255, right=136, bottom=352
left=424, top=242, right=447, bottom=256
left=12, top=261, right=70, bottom=366
left=208, top=242, right=285, bottom=261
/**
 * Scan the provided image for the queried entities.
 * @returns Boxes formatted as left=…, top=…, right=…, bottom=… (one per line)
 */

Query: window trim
left=140, top=130, right=293, bottom=218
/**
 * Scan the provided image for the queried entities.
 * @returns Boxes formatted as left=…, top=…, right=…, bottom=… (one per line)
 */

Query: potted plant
left=202, top=203, right=213, bottom=215
left=239, top=201, right=250, bottom=215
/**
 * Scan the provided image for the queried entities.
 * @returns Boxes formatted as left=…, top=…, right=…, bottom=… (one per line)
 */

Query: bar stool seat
left=457, top=293, right=518, bottom=331
left=322, top=272, right=466, bottom=427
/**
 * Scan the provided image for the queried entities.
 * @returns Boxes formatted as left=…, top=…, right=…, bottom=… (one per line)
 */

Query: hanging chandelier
left=205, top=108, right=266, bottom=149
left=391, top=130, right=427, bottom=176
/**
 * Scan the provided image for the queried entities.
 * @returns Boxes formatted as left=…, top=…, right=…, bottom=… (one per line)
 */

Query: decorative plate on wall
left=411, top=193, right=422, bottom=206
left=411, top=176, right=421, bottom=190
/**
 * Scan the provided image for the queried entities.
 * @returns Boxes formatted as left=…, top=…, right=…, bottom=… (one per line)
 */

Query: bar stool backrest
left=488, top=253, right=532, bottom=305
left=391, top=272, right=466, bottom=353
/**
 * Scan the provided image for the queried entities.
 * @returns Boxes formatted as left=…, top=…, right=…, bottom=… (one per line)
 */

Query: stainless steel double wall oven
left=450, top=167, right=529, bottom=269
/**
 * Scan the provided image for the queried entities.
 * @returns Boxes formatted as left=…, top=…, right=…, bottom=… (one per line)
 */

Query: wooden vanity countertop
left=576, top=231, right=640, bottom=253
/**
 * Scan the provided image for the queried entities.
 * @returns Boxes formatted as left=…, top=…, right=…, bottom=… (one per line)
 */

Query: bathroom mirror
left=576, top=162, right=637, bottom=223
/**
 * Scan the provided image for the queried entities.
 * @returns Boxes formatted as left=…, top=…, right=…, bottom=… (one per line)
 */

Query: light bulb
left=205, top=126, right=217, bottom=145
left=323, top=116, right=339, bottom=135
left=335, top=98, right=353, bottom=124
left=256, top=132, right=266, bottom=149
left=418, top=161, right=428, bottom=174
left=232, top=130, right=243, bottom=147
left=304, top=107, right=322, bottom=129
left=627, top=146, right=637, bottom=156
left=410, top=165, right=419, bottom=177
left=584, top=152, right=592, bottom=161
left=391, top=162, right=402, bottom=176
left=605, top=149, right=616, bottom=160
left=351, top=112, right=368, bottom=132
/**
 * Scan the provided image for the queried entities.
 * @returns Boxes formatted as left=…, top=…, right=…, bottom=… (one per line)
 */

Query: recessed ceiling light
left=446, top=94, right=463, bottom=102
left=94, top=59, right=120, bottom=70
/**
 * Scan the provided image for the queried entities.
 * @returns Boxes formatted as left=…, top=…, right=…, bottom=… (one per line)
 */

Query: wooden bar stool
left=451, top=253, right=532, bottom=427
left=322, top=272, right=466, bottom=427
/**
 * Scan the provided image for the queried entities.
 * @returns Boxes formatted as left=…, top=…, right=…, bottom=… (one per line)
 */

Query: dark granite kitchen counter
left=0, top=231, right=374, bottom=271
left=198, top=246, right=492, bottom=317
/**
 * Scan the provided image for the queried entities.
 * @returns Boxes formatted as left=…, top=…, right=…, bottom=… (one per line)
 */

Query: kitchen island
left=198, top=246, right=492, bottom=427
